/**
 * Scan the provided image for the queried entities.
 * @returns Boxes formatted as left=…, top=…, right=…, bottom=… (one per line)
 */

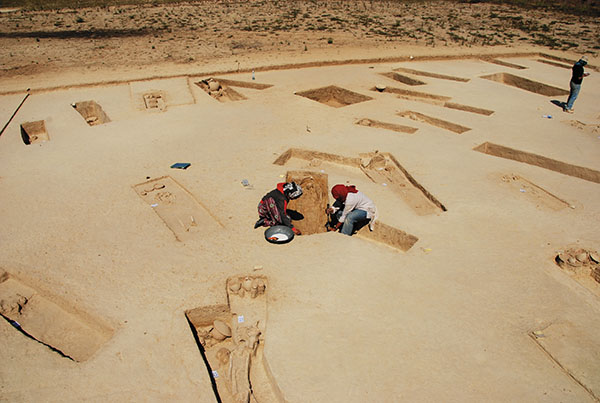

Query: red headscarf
left=331, top=184, right=358, bottom=202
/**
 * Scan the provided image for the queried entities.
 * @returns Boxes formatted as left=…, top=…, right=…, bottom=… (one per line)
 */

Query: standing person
left=326, top=184, right=378, bottom=236
left=254, top=182, right=303, bottom=235
left=564, top=55, right=590, bottom=113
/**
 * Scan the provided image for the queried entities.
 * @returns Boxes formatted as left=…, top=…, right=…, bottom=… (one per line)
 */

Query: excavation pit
left=0, top=270, right=113, bottom=362
left=274, top=148, right=361, bottom=168
left=185, top=275, right=284, bottom=403
left=500, top=174, right=570, bottom=211
left=356, top=118, right=418, bottom=134
left=480, top=73, right=569, bottom=96
left=375, top=87, right=493, bottom=115
left=285, top=170, right=329, bottom=235
left=372, top=86, right=450, bottom=101
left=274, top=148, right=446, bottom=219
left=133, top=176, right=223, bottom=241
left=398, top=111, right=471, bottom=134
left=360, top=151, right=447, bottom=215
left=443, top=102, right=494, bottom=116
left=73, top=100, right=110, bottom=126
left=20, top=120, right=49, bottom=145
left=380, top=72, right=426, bottom=86
left=554, top=247, right=600, bottom=297
left=481, top=58, right=527, bottom=70
left=474, top=142, right=600, bottom=184
left=195, top=78, right=247, bottom=102
left=530, top=321, right=600, bottom=398
left=211, top=78, right=273, bottom=90
left=143, top=91, right=166, bottom=111
left=393, top=67, right=469, bottom=82
left=537, top=59, right=572, bottom=70
left=296, top=85, right=372, bottom=108
left=356, top=221, right=419, bottom=252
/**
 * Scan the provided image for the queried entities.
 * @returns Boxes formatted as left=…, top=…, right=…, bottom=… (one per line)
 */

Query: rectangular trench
left=475, top=142, right=600, bottom=184
left=0, top=270, right=113, bottom=361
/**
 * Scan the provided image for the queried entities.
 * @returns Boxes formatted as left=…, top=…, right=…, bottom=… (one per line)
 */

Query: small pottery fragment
left=216, top=348, right=231, bottom=365
left=214, top=320, right=231, bottom=337
left=211, top=320, right=231, bottom=341
left=243, top=277, right=252, bottom=292
left=208, top=80, right=221, bottom=91
left=229, top=281, right=241, bottom=293
left=257, top=278, right=266, bottom=293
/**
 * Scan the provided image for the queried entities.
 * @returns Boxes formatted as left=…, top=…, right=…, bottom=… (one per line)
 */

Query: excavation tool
left=0, top=88, right=31, bottom=137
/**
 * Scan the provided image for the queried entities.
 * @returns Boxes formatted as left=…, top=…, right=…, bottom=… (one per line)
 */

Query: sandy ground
left=1, top=2, right=600, bottom=403
left=0, top=0, right=599, bottom=78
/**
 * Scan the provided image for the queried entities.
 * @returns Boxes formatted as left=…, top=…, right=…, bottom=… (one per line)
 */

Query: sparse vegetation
left=0, top=0, right=597, bottom=75
left=1, top=0, right=598, bottom=17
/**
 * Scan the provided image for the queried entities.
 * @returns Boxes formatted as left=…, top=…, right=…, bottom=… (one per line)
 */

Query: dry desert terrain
left=1, top=1, right=600, bottom=402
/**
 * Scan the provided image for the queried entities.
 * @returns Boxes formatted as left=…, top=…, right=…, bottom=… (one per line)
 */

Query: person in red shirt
left=254, top=182, right=303, bottom=235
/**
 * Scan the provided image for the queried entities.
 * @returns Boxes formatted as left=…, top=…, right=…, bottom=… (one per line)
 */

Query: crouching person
left=326, top=184, right=377, bottom=236
left=255, top=182, right=303, bottom=235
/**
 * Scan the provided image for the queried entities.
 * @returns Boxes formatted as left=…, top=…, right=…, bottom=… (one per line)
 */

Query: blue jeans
left=565, top=81, right=581, bottom=110
left=338, top=209, right=368, bottom=236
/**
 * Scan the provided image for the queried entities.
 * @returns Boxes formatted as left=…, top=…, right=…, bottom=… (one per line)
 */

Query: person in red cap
left=254, top=182, right=303, bottom=235
left=326, top=184, right=377, bottom=236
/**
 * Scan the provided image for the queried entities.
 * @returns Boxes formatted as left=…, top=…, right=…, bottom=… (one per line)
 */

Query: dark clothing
left=571, top=63, right=585, bottom=84
left=257, top=183, right=293, bottom=228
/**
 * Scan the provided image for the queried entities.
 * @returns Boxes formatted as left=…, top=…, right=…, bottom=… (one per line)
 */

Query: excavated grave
left=374, top=86, right=494, bottom=116
left=20, top=120, right=49, bottom=144
left=372, top=85, right=450, bottom=101
left=474, top=142, right=600, bottom=184
left=379, top=71, right=426, bottom=86
left=130, top=77, right=194, bottom=110
left=393, top=67, right=469, bottom=82
left=536, top=59, right=572, bottom=69
left=73, top=100, right=110, bottom=126
left=196, top=78, right=247, bottom=102
left=295, top=85, right=372, bottom=108
left=133, top=176, right=223, bottom=242
left=143, top=91, right=166, bottom=111
left=285, top=170, right=329, bottom=235
left=499, top=173, right=571, bottom=211
left=481, top=72, right=569, bottom=96
left=355, top=118, right=418, bottom=134
left=185, top=275, right=284, bottom=403
left=0, top=270, right=113, bottom=362
left=480, top=58, right=527, bottom=70
left=530, top=321, right=600, bottom=400
left=397, top=110, right=471, bottom=134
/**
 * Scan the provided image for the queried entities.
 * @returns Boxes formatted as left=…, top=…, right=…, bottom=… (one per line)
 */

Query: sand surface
left=1, top=2, right=600, bottom=402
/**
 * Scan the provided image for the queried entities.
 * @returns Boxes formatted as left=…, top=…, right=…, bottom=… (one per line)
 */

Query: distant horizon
left=2, top=0, right=599, bottom=17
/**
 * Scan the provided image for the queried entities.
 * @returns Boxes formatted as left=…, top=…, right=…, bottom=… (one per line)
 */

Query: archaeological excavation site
left=1, top=45, right=600, bottom=402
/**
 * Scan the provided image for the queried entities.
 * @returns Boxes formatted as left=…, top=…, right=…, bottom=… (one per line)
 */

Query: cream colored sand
left=1, top=43, right=600, bottom=402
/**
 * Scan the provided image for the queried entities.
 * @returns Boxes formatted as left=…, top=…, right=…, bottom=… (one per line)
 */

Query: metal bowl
left=264, top=225, right=295, bottom=244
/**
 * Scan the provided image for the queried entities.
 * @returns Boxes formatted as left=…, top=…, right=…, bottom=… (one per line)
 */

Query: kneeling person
left=255, top=182, right=303, bottom=235
left=326, top=184, right=377, bottom=236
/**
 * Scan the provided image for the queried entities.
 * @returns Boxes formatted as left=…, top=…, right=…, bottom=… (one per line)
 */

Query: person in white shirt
left=326, top=184, right=378, bottom=236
